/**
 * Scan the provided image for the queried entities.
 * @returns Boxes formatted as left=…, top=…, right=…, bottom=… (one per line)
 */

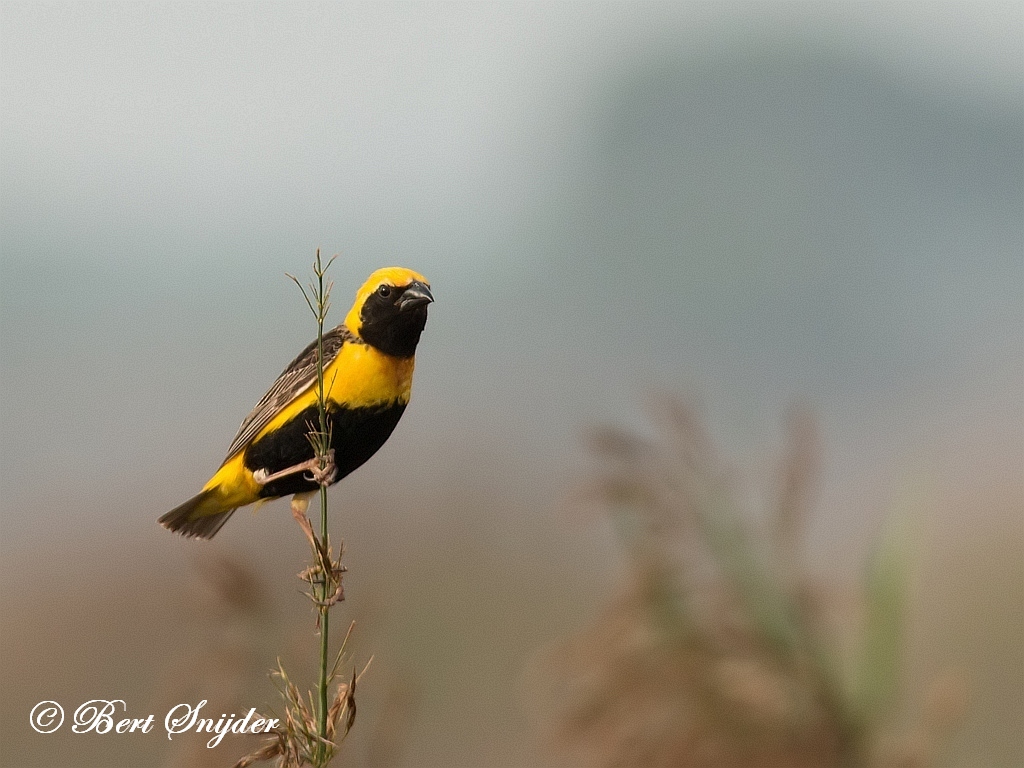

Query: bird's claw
left=308, top=449, right=336, bottom=486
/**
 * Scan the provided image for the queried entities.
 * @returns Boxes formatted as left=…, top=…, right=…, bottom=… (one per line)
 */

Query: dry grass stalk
left=234, top=252, right=362, bottom=767
left=233, top=638, right=366, bottom=768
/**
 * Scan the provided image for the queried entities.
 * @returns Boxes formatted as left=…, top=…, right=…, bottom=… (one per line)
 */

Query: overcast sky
left=1, top=3, right=1021, bottom=566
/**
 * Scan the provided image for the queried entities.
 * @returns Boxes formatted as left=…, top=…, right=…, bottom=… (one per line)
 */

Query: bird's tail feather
left=158, top=489, right=235, bottom=540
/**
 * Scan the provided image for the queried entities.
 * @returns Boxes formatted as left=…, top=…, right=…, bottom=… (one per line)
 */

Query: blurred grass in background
left=527, top=399, right=967, bottom=768
left=2, top=394, right=1019, bottom=767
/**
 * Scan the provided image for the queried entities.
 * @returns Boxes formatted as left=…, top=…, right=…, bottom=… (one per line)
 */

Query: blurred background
left=1, top=3, right=1021, bottom=766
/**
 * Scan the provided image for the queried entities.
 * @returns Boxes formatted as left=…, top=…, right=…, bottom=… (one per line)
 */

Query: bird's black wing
left=222, top=325, right=359, bottom=461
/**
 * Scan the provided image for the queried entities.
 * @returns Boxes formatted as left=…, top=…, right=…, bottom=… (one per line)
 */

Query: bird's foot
left=309, top=449, right=336, bottom=486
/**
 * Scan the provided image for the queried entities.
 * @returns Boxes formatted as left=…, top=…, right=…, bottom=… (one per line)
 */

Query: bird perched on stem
left=159, top=266, right=433, bottom=539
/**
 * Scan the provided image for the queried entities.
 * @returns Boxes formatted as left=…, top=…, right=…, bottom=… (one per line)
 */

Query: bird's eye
left=377, top=284, right=392, bottom=298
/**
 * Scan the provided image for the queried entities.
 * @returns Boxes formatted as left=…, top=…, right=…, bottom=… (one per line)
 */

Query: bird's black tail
left=158, top=489, right=235, bottom=540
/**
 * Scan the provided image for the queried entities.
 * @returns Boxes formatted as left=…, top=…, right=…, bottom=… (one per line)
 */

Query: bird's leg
left=290, top=492, right=317, bottom=550
left=252, top=458, right=318, bottom=486
left=252, top=449, right=336, bottom=488
left=293, top=490, right=344, bottom=611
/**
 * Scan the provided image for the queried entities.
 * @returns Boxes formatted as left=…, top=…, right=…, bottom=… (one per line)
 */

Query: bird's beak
left=398, top=281, right=434, bottom=310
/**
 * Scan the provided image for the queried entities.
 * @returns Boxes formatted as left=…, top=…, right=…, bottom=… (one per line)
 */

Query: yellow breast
left=253, top=341, right=416, bottom=444
left=201, top=342, right=416, bottom=506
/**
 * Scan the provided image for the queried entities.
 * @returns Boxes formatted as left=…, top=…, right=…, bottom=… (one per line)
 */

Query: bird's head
left=345, top=267, right=433, bottom=358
